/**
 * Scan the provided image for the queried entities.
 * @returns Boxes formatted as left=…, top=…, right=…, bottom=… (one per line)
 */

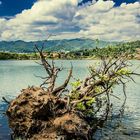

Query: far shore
left=0, top=57, right=140, bottom=61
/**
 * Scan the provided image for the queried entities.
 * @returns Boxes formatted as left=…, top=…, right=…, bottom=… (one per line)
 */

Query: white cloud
left=0, top=0, right=139, bottom=41
left=0, top=0, right=79, bottom=41
left=75, top=1, right=140, bottom=41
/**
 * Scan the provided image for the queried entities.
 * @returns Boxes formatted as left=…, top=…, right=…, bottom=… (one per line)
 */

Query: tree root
left=6, top=86, right=91, bottom=140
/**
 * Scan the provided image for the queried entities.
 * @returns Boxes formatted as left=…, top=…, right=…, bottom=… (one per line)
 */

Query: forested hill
left=0, top=39, right=116, bottom=53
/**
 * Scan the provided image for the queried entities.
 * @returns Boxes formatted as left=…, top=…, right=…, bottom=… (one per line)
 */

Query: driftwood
left=6, top=46, right=140, bottom=140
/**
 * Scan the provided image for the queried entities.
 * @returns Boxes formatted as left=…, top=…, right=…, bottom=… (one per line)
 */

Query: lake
left=0, top=60, right=140, bottom=140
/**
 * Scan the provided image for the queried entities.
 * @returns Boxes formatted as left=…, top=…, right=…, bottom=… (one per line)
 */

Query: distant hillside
left=0, top=40, right=139, bottom=60
left=0, top=39, right=116, bottom=53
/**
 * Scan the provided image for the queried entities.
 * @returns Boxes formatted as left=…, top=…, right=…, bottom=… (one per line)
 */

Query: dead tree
left=34, top=44, right=73, bottom=96
left=6, top=47, right=140, bottom=140
left=34, top=47, right=139, bottom=131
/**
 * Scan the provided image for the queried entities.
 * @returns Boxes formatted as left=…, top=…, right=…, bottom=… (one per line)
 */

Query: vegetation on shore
left=5, top=44, right=140, bottom=139
left=0, top=52, right=39, bottom=60
left=0, top=40, right=139, bottom=60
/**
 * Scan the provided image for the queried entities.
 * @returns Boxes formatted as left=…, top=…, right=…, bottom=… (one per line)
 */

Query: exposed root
left=6, top=87, right=90, bottom=140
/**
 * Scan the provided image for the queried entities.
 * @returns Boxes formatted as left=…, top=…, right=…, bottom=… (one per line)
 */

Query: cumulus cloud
left=0, top=0, right=139, bottom=41
left=0, top=0, right=79, bottom=41
left=75, top=0, right=140, bottom=41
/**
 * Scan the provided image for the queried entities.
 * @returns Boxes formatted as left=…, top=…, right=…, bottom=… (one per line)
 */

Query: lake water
left=0, top=60, right=140, bottom=140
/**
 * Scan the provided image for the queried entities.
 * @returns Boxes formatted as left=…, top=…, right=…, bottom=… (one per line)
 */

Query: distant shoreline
left=0, top=53, right=140, bottom=60
left=0, top=40, right=140, bottom=60
left=0, top=57, right=140, bottom=61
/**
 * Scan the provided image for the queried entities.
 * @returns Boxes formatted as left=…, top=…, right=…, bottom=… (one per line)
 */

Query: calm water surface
left=0, top=60, right=140, bottom=140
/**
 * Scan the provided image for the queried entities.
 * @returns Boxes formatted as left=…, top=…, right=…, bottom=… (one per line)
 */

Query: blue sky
left=79, top=0, right=139, bottom=6
left=0, top=0, right=139, bottom=41
left=0, top=0, right=36, bottom=17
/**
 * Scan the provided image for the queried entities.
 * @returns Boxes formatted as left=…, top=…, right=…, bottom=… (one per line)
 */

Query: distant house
left=50, top=52, right=60, bottom=58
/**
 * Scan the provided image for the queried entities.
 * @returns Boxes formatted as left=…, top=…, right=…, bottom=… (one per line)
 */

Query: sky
left=0, top=0, right=139, bottom=41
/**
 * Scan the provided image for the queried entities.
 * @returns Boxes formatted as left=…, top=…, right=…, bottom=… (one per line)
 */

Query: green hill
left=0, top=39, right=116, bottom=53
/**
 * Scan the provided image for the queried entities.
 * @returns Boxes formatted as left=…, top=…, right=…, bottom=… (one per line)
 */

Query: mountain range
left=0, top=39, right=117, bottom=53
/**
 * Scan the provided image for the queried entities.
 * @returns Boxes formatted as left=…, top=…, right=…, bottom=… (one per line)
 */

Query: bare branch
left=51, top=65, right=73, bottom=95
